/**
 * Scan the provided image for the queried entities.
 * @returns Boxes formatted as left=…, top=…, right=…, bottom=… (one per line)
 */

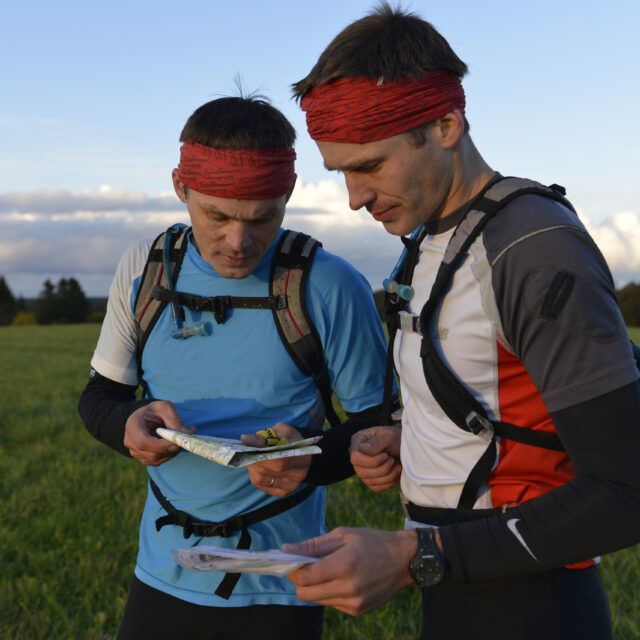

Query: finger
left=291, top=583, right=366, bottom=616
left=283, top=529, right=347, bottom=558
left=349, top=428, right=380, bottom=450
left=286, top=551, right=360, bottom=595
left=353, top=433, right=395, bottom=456
left=360, top=475, right=401, bottom=493
left=240, top=433, right=268, bottom=446
left=246, top=464, right=298, bottom=497
left=271, top=422, right=303, bottom=442
left=365, top=464, right=402, bottom=484
left=147, top=400, right=186, bottom=431
left=353, top=455, right=395, bottom=477
left=361, top=462, right=402, bottom=484
left=175, top=424, right=197, bottom=435
left=350, top=450, right=390, bottom=468
left=130, top=448, right=176, bottom=466
left=265, top=475, right=301, bottom=498
left=144, top=432, right=183, bottom=454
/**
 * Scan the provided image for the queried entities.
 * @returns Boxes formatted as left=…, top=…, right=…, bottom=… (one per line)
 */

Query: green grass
left=1, top=325, right=639, bottom=639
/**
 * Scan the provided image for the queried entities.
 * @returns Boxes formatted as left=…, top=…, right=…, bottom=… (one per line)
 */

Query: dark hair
left=292, top=2, right=468, bottom=99
left=179, top=96, right=296, bottom=149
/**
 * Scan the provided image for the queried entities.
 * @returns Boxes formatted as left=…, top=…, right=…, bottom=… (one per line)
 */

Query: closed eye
left=324, top=159, right=383, bottom=174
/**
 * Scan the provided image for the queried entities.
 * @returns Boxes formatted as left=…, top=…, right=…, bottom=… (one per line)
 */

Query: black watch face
left=414, top=553, right=445, bottom=587
left=411, top=529, right=447, bottom=587
left=416, top=555, right=444, bottom=587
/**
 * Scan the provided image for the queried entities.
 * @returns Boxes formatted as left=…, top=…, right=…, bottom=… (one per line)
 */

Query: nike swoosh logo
left=506, top=518, right=538, bottom=561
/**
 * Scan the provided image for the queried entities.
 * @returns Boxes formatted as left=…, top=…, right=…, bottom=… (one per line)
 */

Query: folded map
left=155, top=428, right=322, bottom=468
left=171, top=545, right=321, bottom=577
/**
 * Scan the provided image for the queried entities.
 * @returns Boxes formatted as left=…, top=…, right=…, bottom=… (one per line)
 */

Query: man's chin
left=212, top=260, right=257, bottom=279
left=209, top=254, right=261, bottom=279
left=381, top=219, right=415, bottom=237
left=218, top=267, right=255, bottom=279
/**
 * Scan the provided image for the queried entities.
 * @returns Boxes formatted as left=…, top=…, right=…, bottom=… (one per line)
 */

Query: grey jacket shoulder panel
left=479, top=194, right=637, bottom=412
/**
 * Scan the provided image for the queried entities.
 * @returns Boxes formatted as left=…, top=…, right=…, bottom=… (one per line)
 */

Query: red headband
left=177, top=142, right=296, bottom=200
left=301, top=71, right=465, bottom=143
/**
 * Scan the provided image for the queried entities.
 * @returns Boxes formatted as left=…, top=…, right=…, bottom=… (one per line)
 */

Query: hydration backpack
left=133, top=223, right=340, bottom=428
left=383, top=176, right=640, bottom=511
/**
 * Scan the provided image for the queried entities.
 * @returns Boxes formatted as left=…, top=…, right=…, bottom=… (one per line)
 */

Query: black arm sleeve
left=78, top=369, right=153, bottom=457
left=440, top=380, right=640, bottom=582
left=304, top=400, right=396, bottom=486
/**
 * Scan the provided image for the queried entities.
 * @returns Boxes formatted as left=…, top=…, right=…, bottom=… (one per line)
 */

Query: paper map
left=155, top=428, right=322, bottom=468
left=171, top=546, right=321, bottom=577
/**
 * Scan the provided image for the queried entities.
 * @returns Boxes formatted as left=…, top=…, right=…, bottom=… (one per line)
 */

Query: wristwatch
left=409, top=528, right=448, bottom=587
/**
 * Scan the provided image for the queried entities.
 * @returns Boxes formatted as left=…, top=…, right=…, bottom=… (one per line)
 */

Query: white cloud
left=0, top=185, right=181, bottom=214
left=1, top=180, right=639, bottom=297
left=579, top=208, right=640, bottom=286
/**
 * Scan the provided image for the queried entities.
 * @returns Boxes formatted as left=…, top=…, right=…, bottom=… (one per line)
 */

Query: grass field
left=1, top=324, right=639, bottom=639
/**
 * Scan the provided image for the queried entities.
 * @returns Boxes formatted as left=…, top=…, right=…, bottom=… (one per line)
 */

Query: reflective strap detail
left=272, top=265, right=310, bottom=342
left=442, top=209, right=487, bottom=265
left=280, top=230, right=297, bottom=255
left=483, top=177, right=543, bottom=202
left=441, top=178, right=563, bottom=267
left=299, top=235, right=317, bottom=258
left=398, top=310, right=422, bottom=335
left=280, top=230, right=316, bottom=259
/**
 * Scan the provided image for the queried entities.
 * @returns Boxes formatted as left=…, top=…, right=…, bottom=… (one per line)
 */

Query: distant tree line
left=0, top=276, right=105, bottom=325
left=1, top=275, right=640, bottom=328
left=34, top=278, right=89, bottom=324
left=617, top=282, right=640, bottom=328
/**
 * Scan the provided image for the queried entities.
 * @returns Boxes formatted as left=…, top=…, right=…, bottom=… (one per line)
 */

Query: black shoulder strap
left=133, top=224, right=190, bottom=381
left=381, top=230, right=427, bottom=423
left=417, top=177, right=571, bottom=509
left=270, top=230, right=341, bottom=428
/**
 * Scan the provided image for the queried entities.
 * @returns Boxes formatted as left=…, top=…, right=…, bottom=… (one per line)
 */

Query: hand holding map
left=155, top=428, right=322, bottom=468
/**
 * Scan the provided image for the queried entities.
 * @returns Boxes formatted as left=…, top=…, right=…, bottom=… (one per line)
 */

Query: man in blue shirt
left=78, top=95, right=391, bottom=640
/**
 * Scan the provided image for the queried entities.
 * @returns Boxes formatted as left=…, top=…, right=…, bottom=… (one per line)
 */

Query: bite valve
left=171, top=321, right=213, bottom=340
left=383, top=278, right=415, bottom=301
left=382, top=225, right=423, bottom=302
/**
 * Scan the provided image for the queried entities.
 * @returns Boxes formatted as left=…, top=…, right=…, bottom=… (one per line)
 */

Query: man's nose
left=226, top=221, right=253, bottom=252
left=344, top=173, right=375, bottom=211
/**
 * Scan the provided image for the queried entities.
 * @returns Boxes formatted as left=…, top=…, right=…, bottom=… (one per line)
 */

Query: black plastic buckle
left=210, top=296, right=231, bottom=324
left=151, top=284, right=171, bottom=301
left=189, top=521, right=231, bottom=538
left=465, top=411, right=492, bottom=436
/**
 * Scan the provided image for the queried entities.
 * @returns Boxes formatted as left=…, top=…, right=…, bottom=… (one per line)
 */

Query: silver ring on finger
left=269, top=476, right=277, bottom=488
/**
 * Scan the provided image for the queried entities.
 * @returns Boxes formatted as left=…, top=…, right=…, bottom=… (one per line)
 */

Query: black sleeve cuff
left=304, top=401, right=393, bottom=485
left=77, top=368, right=152, bottom=457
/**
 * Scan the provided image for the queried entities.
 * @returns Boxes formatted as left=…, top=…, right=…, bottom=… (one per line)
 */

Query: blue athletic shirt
left=92, top=227, right=389, bottom=606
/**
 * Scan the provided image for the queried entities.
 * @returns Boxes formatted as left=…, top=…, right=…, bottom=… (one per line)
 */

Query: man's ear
left=172, top=169, right=188, bottom=203
left=435, top=110, right=465, bottom=150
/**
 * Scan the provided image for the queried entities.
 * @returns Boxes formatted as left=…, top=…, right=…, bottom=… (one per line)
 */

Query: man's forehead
left=317, top=137, right=402, bottom=171
left=193, top=192, right=287, bottom=220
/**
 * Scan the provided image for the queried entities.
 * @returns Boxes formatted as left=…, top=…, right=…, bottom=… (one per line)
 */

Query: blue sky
left=1, top=0, right=639, bottom=296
